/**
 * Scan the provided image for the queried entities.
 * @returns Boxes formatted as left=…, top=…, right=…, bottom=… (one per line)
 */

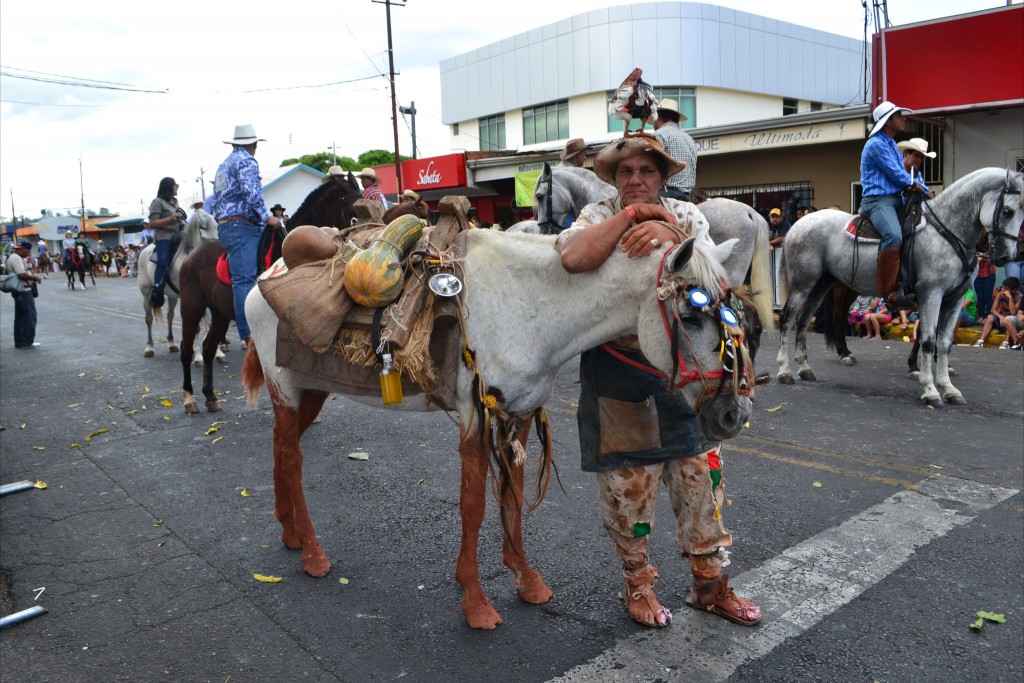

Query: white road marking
left=550, top=476, right=1018, bottom=682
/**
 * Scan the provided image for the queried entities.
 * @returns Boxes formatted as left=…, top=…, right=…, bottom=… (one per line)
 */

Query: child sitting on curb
left=975, top=277, right=1021, bottom=349
left=863, top=296, right=891, bottom=340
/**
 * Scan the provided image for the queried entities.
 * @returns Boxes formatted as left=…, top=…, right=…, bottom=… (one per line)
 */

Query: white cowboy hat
left=187, top=194, right=204, bottom=208
left=593, top=134, right=685, bottom=185
left=321, top=165, right=346, bottom=183
left=655, top=98, right=688, bottom=122
left=400, top=189, right=421, bottom=201
left=868, top=101, right=912, bottom=137
left=897, top=137, right=936, bottom=158
left=357, top=167, right=381, bottom=183
left=223, top=124, right=266, bottom=145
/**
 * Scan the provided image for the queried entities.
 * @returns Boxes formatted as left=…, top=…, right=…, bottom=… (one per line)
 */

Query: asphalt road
left=1, top=275, right=1022, bottom=683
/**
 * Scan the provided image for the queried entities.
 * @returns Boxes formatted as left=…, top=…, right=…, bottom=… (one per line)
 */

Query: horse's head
left=983, top=169, right=1024, bottom=266
left=637, top=236, right=753, bottom=441
left=533, top=163, right=572, bottom=234
left=291, top=172, right=363, bottom=230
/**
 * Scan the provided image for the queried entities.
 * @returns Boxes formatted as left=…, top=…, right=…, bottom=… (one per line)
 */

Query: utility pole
left=196, top=168, right=206, bottom=200
left=399, top=101, right=418, bottom=159
left=79, top=155, right=86, bottom=237
left=373, top=0, right=407, bottom=193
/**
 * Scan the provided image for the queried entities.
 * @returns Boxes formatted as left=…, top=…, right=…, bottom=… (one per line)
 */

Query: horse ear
left=709, top=237, right=738, bottom=265
left=666, top=236, right=696, bottom=273
left=542, top=162, right=551, bottom=177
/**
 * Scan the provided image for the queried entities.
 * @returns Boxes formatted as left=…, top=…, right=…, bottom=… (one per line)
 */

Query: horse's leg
left=932, top=302, right=965, bottom=405
left=776, top=303, right=796, bottom=384
left=793, top=280, right=835, bottom=381
left=915, top=295, right=944, bottom=407
left=501, top=415, right=553, bottom=607
left=167, top=296, right=179, bottom=353
left=143, top=296, right=156, bottom=357
left=907, top=339, right=922, bottom=379
left=201, top=312, right=231, bottom=412
left=268, top=380, right=331, bottom=575
left=180, top=297, right=203, bottom=415
left=831, top=285, right=858, bottom=365
left=456, top=413, right=503, bottom=629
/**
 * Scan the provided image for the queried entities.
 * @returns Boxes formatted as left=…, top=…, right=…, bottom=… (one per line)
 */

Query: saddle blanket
left=842, top=214, right=927, bottom=243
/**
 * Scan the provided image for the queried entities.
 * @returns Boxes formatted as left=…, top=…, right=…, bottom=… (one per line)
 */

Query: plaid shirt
left=860, top=133, right=912, bottom=197
left=213, top=147, right=270, bottom=226
left=362, top=185, right=387, bottom=209
left=655, top=122, right=697, bottom=193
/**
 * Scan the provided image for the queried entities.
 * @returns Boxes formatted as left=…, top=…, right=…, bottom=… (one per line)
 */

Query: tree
left=358, top=149, right=411, bottom=167
left=280, top=149, right=411, bottom=174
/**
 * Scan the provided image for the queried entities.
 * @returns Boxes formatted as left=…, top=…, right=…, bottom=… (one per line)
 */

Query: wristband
left=623, top=204, right=637, bottom=222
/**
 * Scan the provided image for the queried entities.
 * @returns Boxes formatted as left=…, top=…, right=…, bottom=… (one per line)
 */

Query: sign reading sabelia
left=418, top=162, right=443, bottom=186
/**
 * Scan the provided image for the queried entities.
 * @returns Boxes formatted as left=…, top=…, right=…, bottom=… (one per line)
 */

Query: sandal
left=686, top=574, right=761, bottom=626
left=620, top=566, right=672, bottom=627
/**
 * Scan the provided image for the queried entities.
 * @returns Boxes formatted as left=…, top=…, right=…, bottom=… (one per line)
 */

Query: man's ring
left=651, top=238, right=659, bottom=247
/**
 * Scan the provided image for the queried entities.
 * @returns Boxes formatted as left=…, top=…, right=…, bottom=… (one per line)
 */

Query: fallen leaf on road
left=68, top=403, right=84, bottom=408
left=69, top=443, right=79, bottom=449
left=339, top=577, right=349, bottom=585
left=205, top=427, right=219, bottom=436
left=78, top=373, right=85, bottom=377
left=20, top=423, right=26, bottom=429
left=250, top=572, right=283, bottom=583
left=163, top=416, right=170, bottom=421
left=32, top=446, right=45, bottom=451
left=157, top=541, right=166, bottom=548
left=977, top=610, right=1006, bottom=624
left=85, top=428, right=109, bottom=441
left=210, top=421, right=235, bottom=426
left=160, top=399, right=173, bottom=407
left=764, top=403, right=788, bottom=413
left=125, top=410, right=138, bottom=415
left=211, top=436, right=223, bottom=445
left=347, top=452, right=369, bottom=461
left=240, top=488, right=250, bottom=497
left=154, top=520, right=164, bottom=527
left=34, top=481, right=47, bottom=489
left=228, top=374, right=237, bottom=378
left=91, top=376, right=102, bottom=381
left=812, top=482, right=823, bottom=488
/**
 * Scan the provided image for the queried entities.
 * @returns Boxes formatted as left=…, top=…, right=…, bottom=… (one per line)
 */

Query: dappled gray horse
left=776, top=168, right=1023, bottom=406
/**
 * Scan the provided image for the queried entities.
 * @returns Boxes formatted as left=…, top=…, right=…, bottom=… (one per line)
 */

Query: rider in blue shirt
left=859, top=101, right=925, bottom=308
left=213, top=124, right=282, bottom=348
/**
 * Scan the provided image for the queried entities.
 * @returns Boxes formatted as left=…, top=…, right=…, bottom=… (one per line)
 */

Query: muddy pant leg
left=596, top=465, right=663, bottom=577
left=662, top=446, right=732, bottom=579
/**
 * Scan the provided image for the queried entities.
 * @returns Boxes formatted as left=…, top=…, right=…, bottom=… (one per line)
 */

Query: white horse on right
left=776, top=168, right=1023, bottom=406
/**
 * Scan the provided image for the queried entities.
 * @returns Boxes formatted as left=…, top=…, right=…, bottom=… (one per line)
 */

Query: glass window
left=452, top=122, right=459, bottom=136
left=783, top=98, right=798, bottom=116
left=810, top=101, right=822, bottom=112
left=607, top=87, right=696, bottom=133
left=479, top=114, right=505, bottom=151
left=522, top=101, right=569, bottom=144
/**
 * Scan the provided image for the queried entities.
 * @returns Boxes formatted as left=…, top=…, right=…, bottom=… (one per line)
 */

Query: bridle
left=600, top=245, right=750, bottom=409
left=988, top=169, right=1023, bottom=247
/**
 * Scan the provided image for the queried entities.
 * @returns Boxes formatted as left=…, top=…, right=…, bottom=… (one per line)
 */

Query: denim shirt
left=213, top=147, right=270, bottom=226
left=860, top=134, right=912, bottom=197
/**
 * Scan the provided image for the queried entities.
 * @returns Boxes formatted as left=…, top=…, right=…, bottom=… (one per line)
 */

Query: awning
left=16, top=226, right=39, bottom=237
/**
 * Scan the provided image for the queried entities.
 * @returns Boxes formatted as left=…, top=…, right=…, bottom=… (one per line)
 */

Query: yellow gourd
left=343, top=213, right=423, bottom=307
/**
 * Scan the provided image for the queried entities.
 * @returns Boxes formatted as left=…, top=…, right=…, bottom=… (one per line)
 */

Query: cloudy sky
left=0, top=0, right=1011, bottom=221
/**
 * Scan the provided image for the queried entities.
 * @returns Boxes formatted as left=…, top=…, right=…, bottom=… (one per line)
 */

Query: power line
left=0, top=70, right=167, bottom=94
left=0, top=98, right=100, bottom=108
left=236, top=73, right=385, bottom=94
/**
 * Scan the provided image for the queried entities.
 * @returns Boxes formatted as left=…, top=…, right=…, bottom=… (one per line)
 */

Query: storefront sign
left=514, top=163, right=545, bottom=207
left=695, top=120, right=863, bottom=157
left=402, top=153, right=467, bottom=192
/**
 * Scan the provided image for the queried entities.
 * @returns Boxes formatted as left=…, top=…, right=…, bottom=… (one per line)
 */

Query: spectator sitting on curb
left=951, top=288, right=977, bottom=341
left=848, top=295, right=873, bottom=337
left=975, top=276, right=1021, bottom=349
left=863, top=296, right=891, bottom=340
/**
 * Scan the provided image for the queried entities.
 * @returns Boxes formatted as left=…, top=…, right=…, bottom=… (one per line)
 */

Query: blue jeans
left=217, top=219, right=260, bottom=342
left=153, top=238, right=175, bottom=288
left=975, top=273, right=996, bottom=320
left=1005, top=260, right=1024, bottom=282
left=860, top=195, right=903, bottom=250
left=12, top=290, right=37, bottom=347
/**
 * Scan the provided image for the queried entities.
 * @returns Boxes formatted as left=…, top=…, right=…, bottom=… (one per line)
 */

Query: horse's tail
left=749, top=216, right=777, bottom=338
left=152, top=303, right=164, bottom=326
left=242, top=345, right=265, bottom=408
left=777, top=247, right=790, bottom=307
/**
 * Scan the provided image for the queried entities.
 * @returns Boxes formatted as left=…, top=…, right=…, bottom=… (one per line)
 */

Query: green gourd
left=343, top=213, right=424, bottom=307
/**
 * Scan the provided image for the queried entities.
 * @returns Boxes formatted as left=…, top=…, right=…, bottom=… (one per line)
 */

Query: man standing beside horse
left=213, top=124, right=282, bottom=350
left=859, top=101, right=926, bottom=308
left=653, top=98, right=697, bottom=202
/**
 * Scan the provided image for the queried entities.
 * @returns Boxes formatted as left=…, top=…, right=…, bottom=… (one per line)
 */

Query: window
left=607, top=87, right=696, bottom=133
left=704, top=181, right=813, bottom=224
left=523, top=101, right=568, bottom=145
left=810, top=101, right=822, bottom=112
left=783, top=98, right=798, bottom=116
left=452, top=122, right=459, bottom=136
left=479, top=114, right=505, bottom=151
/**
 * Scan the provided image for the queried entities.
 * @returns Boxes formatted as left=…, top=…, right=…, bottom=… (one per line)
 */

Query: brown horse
left=382, top=199, right=430, bottom=225
left=179, top=172, right=363, bottom=414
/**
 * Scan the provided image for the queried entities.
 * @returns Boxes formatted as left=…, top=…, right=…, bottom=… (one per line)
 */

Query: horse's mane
left=686, top=240, right=731, bottom=296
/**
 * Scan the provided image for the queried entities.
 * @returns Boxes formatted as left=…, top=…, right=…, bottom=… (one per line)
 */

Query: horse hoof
left=184, top=401, right=199, bottom=416
left=799, top=370, right=817, bottom=382
left=778, top=374, right=795, bottom=385
left=143, top=348, right=155, bottom=358
left=194, top=358, right=204, bottom=368
left=923, top=396, right=942, bottom=408
left=948, top=367, right=957, bottom=377
left=168, top=344, right=180, bottom=353
left=462, top=598, right=503, bottom=630
left=206, top=400, right=222, bottom=413
left=215, top=354, right=227, bottom=365
left=945, top=393, right=967, bottom=405
left=302, top=550, right=331, bottom=578
left=840, top=356, right=855, bottom=367
left=907, top=371, right=920, bottom=381
left=515, top=575, right=554, bottom=605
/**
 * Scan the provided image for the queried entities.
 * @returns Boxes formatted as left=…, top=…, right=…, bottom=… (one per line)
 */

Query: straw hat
left=400, top=189, right=421, bottom=202
left=897, top=137, right=936, bottom=158
left=223, top=124, right=266, bottom=145
left=593, top=134, right=685, bottom=185
left=656, top=98, right=688, bottom=122
left=868, top=101, right=912, bottom=137
left=357, top=167, right=381, bottom=183
left=321, top=165, right=346, bottom=183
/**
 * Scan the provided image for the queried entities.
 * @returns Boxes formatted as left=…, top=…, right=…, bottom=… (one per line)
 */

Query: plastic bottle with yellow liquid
left=379, top=353, right=403, bottom=405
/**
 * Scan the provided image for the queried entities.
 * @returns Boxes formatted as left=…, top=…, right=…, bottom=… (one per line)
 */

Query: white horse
left=776, top=168, right=1023, bottom=406
left=241, top=226, right=754, bottom=630
left=510, top=162, right=775, bottom=345
left=138, top=216, right=224, bottom=364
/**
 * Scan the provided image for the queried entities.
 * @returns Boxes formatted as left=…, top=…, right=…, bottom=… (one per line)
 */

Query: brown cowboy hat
left=593, top=134, right=686, bottom=185
left=560, top=138, right=586, bottom=161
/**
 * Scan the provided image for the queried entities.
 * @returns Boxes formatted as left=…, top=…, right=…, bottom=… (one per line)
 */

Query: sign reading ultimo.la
left=695, top=119, right=864, bottom=156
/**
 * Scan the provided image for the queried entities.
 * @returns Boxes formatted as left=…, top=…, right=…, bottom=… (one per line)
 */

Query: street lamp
left=327, top=143, right=337, bottom=166
left=399, top=102, right=417, bottom=159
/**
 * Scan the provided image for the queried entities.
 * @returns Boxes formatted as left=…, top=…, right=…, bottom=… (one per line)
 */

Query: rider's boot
left=150, top=280, right=166, bottom=308
left=877, top=247, right=915, bottom=310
